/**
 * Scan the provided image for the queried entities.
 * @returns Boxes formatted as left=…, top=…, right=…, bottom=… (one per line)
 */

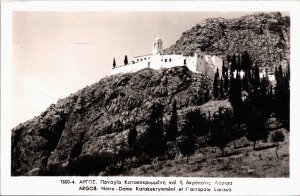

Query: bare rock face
left=11, top=66, right=212, bottom=175
left=164, top=12, right=290, bottom=68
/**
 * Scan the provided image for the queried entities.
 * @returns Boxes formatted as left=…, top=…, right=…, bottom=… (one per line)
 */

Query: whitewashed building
left=111, top=38, right=223, bottom=78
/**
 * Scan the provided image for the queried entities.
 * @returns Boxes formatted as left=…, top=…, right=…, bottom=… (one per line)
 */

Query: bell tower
left=152, top=37, right=163, bottom=55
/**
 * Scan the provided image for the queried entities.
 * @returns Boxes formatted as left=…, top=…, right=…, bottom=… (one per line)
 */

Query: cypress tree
left=208, top=108, right=234, bottom=156
left=128, top=126, right=138, bottom=149
left=220, top=77, right=224, bottom=98
left=254, top=64, right=260, bottom=94
left=236, top=71, right=242, bottom=105
left=124, top=55, right=128, bottom=65
left=241, top=50, right=252, bottom=72
left=232, top=53, right=237, bottom=71
left=166, top=100, right=178, bottom=141
left=113, top=58, right=116, bottom=69
left=274, top=65, right=290, bottom=129
left=237, top=54, right=241, bottom=71
left=213, top=68, right=220, bottom=98
left=222, top=63, right=229, bottom=92
left=139, top=102, right=166, bottom=157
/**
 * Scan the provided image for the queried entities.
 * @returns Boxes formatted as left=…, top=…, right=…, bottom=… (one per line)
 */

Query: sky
left=12, top=11, right=258, bottom=127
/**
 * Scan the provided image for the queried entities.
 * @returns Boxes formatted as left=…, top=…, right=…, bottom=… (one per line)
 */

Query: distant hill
left=164, top=12, right=290, bottom=69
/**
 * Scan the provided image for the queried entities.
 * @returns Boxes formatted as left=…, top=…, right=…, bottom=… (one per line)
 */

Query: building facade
left=111, top=38, right=223, bottom=78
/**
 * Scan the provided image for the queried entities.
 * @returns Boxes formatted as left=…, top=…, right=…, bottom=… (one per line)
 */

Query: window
left=184, top=59, right=186, bottom=65
left=144, top=58, right=146, bottom=60
left=198, top=54, right=200, bottom=57
left=137, top=59, right=139, bottom=62
left=201, top=56, right=203, bottom=59
left=161, top=59, right=163, bottom=61
left=148, top=62, right=150, bottom=67
left=169, top=58, right=171, bottom=62
left=165, top=59, right=167, bottom=62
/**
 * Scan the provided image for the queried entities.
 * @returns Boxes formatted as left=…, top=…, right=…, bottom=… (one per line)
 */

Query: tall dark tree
left=113, top=58, right=116, bottom=69
left=128, top=126, right=138, bottom=149
left=236, top=54, right=241, bottom=71
left=245, top=105, right=269, bottom=150
left=166, top=100, right=178, bottom=141
left=229, top=72, right=242, bottom=107
left=178, top=111, right=199, bottom=165
left=220, top=77, right=224, bottom=98
left=182, top=109, right=209, bottom=136
left=222, top=63, right=229, bottom=92
left=213, top=68, right=220, bottom=98
left=274, top=65, right=290, bottom=129
left=252, top=64, right=261, bottom=96
left=241, top=50, right=252, bottom=72
left=124, top=55, right=128, bottom=65
left=204, top=88, right=210, bottom=102
left=178, top=109, right=209, bottom=164
left=138, top=102, right=166, bottom=157
left=229, top=71, right=244, bottom=128
left=231, top=53, right=237, bottom=71
left=178, top=136, right=195, bottom=165
left=208, top=107, right=235, bottom=156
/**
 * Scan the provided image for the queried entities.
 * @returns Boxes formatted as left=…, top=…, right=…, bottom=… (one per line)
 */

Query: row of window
left=161, top=58, right=172, bottom=62
left=136, top=57, right=202, bottom=64
left=136, top=57, right=151, bottom=62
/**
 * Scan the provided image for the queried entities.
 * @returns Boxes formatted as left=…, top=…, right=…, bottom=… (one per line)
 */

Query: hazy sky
left=12, top=11, right=258, bottom=127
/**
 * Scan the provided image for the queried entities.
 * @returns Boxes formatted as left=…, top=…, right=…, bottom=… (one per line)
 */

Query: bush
left=178, top=136, right=196, bottom=165
left=68, top=151, right=118, bottom=176
left=40, top=163, right=67, bottom=176
left=137, top=102, right=166, bottom=157
left=271, top=130, right=285, bottom=159
left=208, top=108, right=236, bottom=156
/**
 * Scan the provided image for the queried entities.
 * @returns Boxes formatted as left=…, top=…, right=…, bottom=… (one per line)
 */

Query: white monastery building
left=111, top=38, right=223, bottom=78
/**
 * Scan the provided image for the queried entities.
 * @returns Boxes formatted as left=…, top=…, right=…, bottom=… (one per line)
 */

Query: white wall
left=111, top=53, right=223, bottom=77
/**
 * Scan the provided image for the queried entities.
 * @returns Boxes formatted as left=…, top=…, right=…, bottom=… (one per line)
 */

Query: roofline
left=133, top=54, right=152, bottom=58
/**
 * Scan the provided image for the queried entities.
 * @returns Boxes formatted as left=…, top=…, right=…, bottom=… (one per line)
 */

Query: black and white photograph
left=1, top=1, right=300, bottom=195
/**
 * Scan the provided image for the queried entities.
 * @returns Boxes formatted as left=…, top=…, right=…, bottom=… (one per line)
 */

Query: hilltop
left=164, top=12, right=290, bottom=68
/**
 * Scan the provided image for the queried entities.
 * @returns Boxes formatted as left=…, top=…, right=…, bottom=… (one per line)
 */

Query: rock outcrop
left=164, top=12, right=290, bottom=68
left=11, top=66, right=214, bottom=175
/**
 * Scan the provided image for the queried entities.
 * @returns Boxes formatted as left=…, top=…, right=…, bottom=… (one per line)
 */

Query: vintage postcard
left=1, top=1, right=300, bottom=195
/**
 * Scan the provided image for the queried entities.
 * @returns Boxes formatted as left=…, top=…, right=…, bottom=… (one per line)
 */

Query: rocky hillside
left=12, top=66, right=219, bottom=176
left=164, top=12, right=290, bottom=68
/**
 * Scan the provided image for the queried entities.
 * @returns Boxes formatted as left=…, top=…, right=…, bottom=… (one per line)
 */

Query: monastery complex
left=111, top=38, right=223, bottom=78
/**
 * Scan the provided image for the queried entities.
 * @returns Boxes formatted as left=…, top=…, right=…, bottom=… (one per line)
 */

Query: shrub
left=68, top=151, right=118, bottom=176
left=271, top=130, right=285, bottom=159
left=40, top=163, right=67, bottom=176
left=208, top=108, right=236, bottom=156
left=178, top=136, right=196, bottom=165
